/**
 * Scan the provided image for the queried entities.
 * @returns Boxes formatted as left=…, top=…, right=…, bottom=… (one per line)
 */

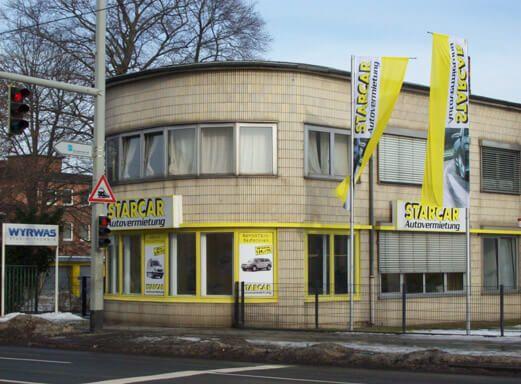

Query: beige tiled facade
left=104, top=62, right=521, bottom=329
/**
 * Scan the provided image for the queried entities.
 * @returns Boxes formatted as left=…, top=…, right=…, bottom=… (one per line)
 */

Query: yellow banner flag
left=336, top=56, right=409, bottom=208
left=421, top=33, right=470, bottom=208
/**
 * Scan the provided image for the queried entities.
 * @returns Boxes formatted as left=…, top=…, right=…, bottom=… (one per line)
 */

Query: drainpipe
left=369, top=157, right=375, bottom=325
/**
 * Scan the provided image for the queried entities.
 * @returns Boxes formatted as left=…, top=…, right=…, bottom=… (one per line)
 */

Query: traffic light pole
left=90, top=0, right=107, bottom=332
left=0, top=1, right=106, bottom=331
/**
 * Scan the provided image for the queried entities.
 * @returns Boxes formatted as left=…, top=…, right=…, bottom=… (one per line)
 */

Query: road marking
left=211, top=372, right=364, bottom=384
left=85, top=364, right=290, bottom=384
left=0, top=356, right=71, bottom=364
left=0, top=379, right=47, bottom=384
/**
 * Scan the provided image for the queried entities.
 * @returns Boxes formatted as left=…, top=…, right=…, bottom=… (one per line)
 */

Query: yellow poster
left=144, top=233, right=167, bottom=295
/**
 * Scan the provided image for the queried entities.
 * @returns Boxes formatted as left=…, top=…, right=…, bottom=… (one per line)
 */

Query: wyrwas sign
left=2, top=223, right=59, bottom=246
left=394, top=201, right=466, bottom=232
left=107, top=196, right=182, bottom=230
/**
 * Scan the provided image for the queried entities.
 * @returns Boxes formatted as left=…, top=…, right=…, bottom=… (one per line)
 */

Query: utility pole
left=90, top=0, right=107, bottom=332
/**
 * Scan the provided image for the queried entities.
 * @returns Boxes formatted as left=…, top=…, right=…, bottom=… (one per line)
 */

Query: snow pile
left=411, top=328, right=521, bottom=337
left=0, top=312, right=22, bottom=322
left=33, top=312, right=85, bottom=322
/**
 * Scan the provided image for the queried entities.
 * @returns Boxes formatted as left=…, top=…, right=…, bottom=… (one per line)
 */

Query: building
left=0, top=155, right=91, bottom=306
left=103, top=61, right=521, bottom=328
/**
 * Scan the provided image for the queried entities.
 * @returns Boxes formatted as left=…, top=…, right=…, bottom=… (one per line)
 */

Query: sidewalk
left=1, top=314, right=521, bottom=376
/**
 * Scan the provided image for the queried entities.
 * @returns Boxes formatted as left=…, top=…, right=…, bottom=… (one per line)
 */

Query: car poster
left=239, top=232, right=274, bottom=297
left=144, top=233, right=166, bottom=296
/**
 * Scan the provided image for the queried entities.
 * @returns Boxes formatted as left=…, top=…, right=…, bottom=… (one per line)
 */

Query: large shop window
left=481, top=146, right=521, bottom=194
left=123, top=235, right=142, bottom=294
left=307, top=234, right=353, bottom=296
left=378, top=134, right=426, bottom=184
left=305, top=125, right=349, bottom=179
left=379, top=232, right=466, bottom=295
left=107, top=236, right=119, bottom=294
left=202, top=233, right=233, bottom=295
left=169, top=233, right=196, bottom=295
left=483, top=237, right=517, bottom=291
left=109, top=123, right=276, bottom=181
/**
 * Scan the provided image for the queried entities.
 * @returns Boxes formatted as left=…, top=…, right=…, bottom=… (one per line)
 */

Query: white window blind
left=379, top=232, right=466, bottom=273
left=379, top=134, right=426, bottom=184
left=481, top=146, right=521, bottom=194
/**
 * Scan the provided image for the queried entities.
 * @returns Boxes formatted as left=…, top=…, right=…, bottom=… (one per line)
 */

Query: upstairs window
left=106, top=137, right=119, bottom=183
left=121, top=135, right=141, bottom=180
left=305, top=125, right=349, bottom=179
left=61, top=189, right=73, bottom=206
left=144, top=131, right=165, bottom=177
left=481, top=146, right=521, bottom=194
left=239, top=125, right=275, bottom=174
left=168, top=128, right=197, bottom=175
left=200, top=125, right=234, bottom=174
left=379, top=134, right=426, bottom=185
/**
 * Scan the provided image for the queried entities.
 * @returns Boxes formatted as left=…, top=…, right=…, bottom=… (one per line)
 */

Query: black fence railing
left=233, top=282, right=521, bottom=335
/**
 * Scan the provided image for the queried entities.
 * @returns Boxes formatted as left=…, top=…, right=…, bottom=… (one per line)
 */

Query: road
left=0, top=346, right=519, bottom=384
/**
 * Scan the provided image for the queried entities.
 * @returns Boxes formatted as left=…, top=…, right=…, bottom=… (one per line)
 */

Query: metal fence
left=1, top=265, right=90, bottom=316
left=233, top=282, right=521, bottom=336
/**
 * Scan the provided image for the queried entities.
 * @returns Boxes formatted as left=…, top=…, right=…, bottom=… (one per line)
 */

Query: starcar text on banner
left=421, top=33, right=470, bottom=208
left=336, top=56, right=408, bottom=208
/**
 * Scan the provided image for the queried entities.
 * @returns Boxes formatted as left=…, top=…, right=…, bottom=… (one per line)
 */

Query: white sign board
left=1, top=223, right=60, bottom=317
left=239, top=232, right=274, bottom=297
left=394, top=201, right=466, bottom=232
left=54, top=140, right=92, bottom=158
left=2, top=223, right=59, bottom=246
left=144, top=234, right=166, bottom=296
left=107, top=196, right=183, bottom=230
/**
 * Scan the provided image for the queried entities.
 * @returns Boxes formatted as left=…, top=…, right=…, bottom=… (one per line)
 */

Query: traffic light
left=8, top=86, right=31, bottom=136
left=98, top=215, right=111, bottom=248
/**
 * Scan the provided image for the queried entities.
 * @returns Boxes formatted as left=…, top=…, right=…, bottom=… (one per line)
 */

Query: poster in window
left=239, top=232, right=274, bottom=297
left=144, top=233, right=166, bottom=295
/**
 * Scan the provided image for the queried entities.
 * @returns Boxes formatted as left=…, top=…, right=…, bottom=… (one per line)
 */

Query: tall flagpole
left=349, top=55, right=355, bottom=331
left=465, top=54, right=472, bottom=335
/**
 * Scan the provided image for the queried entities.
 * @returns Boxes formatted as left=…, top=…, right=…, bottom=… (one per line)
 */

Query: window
left=483, top=237, right=517, bottom=291
left=481, top=146, right=521, bottom=194
left=201, top=126, right=234, bottom=174
left=170, top=233, right=196, bottom=295
left=307, top=233, right=354, bottom=296
left=46, top=189, right=56, bottom=206
left=144, top=131, right=165, bottom=177
left=378, top=134, right=426, bottom=184
left=305, top=126, right=349, bottom=178
left=121, top=135, right=141, bottom=180
left=62, top=189, right=73, bottom=206
left=168, top=128, right=197, bottom=175
left=78, top=224, right=90, bottom=241
left=239, top=125, right=275, bottom=174
left=123, top=234, right=142, bottom=294
left=202, top=233, right=233, bottom=295
left=380, top=272, right=465, bottom=295
left=62, top=223, right=73, bottom=241
left=107, top=236, right=119, bottom=294
left=308, top=235, right=329, bottom=294
left=106, top=137, right=119, bottom=182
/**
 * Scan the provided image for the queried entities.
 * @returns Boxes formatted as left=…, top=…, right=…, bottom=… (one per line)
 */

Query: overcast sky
left=256, top=0, right=521, bottom=103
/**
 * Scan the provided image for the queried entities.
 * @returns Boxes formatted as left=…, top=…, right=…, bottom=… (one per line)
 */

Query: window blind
left=379, top=134, right=426, bottom=184
left=481, top=146, right=521, bottom=194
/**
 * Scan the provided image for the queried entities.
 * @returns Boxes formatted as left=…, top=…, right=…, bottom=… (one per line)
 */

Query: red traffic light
left=99, top=215, right=111, bottom=227
left=11, top=88, right=30, bottom=103
left=8, top=86, right=31, bottom=136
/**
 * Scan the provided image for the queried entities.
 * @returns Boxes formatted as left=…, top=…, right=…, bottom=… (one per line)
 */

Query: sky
left=255, top=0, right=521, bottom=103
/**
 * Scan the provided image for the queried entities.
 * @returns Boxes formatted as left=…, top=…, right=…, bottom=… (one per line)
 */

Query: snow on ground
left=32, top=312, right=85, bottom=322
left=0, top=312, right=22, bottom=322
left=410, top=328, right=521, bottom=338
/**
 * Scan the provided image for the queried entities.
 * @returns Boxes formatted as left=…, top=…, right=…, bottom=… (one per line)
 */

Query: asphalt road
left=0, top=345, right=519, bottom=384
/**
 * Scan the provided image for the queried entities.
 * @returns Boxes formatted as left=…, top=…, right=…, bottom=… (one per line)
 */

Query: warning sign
left=88, top=175, right=116, bottom=204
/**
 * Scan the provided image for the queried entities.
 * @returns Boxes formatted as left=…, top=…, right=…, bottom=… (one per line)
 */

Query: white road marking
left=0, top=356, right=71, bottom=364
left=211, top=372, right=364, bottom=384
left=85, top=364, right=290, bottom=384
left=0, top=379, right=47, bottom=384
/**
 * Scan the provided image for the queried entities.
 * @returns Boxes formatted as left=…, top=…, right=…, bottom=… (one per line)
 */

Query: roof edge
left=106, top=61, right=521, bottom=111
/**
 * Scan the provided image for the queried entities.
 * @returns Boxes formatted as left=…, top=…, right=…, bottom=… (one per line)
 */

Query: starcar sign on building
left=394, top=200, right=466, bottom=232
left=107, top=196, right=182, bottom=230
